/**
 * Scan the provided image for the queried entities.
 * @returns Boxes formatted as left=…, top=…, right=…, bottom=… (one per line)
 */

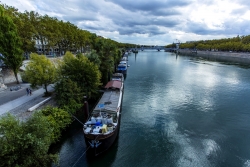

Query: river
left=56, top=50, right=250, bottom=167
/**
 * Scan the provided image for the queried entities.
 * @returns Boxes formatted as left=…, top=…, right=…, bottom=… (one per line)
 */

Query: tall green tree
left=23, top=53, right=56, bottom=94
left=54, top=78, right=83, bottom=113
left=57, top=21, right=78, bottom=54
left=57, top=51, right=101, bottom=98
left=85, top=50, right=101, bottom=67
left=39, top=15, right=60, bottom=56
left=4, top=5, right=37, bottom=55
left=93, top=38, right=118, bottom=84
left=0, top=5, right=23, bottom=84
left=17, top=11, right=37, bottom=55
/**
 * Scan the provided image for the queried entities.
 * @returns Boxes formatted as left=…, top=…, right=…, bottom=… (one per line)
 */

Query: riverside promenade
left=178, top=50, right=250, bottom=65
left=0, top=83, right=54, bottom=116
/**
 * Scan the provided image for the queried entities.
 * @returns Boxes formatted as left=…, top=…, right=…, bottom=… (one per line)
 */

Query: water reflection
left=202, top=139, right=220, bottom=158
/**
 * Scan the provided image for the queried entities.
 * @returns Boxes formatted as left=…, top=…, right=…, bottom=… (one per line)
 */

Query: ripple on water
left=243, top=160, right=250, bottom=167
left=166, top=121, right=212, bottom=167
left=202, top=139, right=221, bottom=158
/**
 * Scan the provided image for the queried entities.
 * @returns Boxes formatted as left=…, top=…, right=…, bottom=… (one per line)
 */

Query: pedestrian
left=26, top=88, right=29, bottom=96
left=29, top=88, right=32, bottom=96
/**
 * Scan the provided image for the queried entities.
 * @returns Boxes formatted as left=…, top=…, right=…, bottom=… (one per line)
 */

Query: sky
left=1, top=0, right=250, bottom=45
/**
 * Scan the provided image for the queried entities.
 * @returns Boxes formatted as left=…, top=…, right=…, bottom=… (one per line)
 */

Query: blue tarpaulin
left=98, top=104, right=105, bottom=108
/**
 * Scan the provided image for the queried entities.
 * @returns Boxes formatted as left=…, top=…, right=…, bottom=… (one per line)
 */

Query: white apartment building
left=34, top=38, right=60, bottom=56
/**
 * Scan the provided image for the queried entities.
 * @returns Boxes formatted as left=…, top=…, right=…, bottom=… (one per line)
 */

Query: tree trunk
left=14, top=71, right=19, bottom=84
left=44, top=84, right=48, bottom=93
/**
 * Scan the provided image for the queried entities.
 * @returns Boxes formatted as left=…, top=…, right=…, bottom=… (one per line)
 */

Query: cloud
left=1, top=0, right=250, bottom=45
left=231, top=7, right=248, bottom=15
left=105, top=0, right=192, bottom=13
left=147, top=9, right=181, bottom=16
left=117, top=25, right=166, bottom=36
left=184, top=21, right=223, bottom=35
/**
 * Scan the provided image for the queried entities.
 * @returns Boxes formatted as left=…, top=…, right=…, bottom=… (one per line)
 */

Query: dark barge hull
left=84, top=114, right=121, bottom=156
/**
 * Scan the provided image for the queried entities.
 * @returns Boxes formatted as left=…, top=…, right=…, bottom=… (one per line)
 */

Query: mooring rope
left=71, top=145, right=91, bottom=167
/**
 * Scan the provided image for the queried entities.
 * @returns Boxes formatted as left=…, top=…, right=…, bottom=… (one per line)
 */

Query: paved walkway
left=0, top=84, right=54, bottom=115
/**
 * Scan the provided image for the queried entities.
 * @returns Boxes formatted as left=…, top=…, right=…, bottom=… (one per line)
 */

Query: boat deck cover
left=104, top=80, right=122, bottom=89
left=93, top=89, right=121, bottom=113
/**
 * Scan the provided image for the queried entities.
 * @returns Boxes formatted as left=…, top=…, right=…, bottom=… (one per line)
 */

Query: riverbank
left=178, top=49, right=250, bottom=65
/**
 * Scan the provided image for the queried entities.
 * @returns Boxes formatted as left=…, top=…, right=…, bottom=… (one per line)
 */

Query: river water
left=57, top=51, right=250, bottom=167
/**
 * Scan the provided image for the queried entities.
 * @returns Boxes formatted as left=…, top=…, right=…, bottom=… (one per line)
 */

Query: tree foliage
left=165, top=35, right=250, bottom=52
left=85, top=50, right=101, bottom=67
left=0, top=106, right=71, bottom=167
left=92, top=38, right=121, bottom=84
left=41, top=106, right=72, bottom=142
left=54, top=78, right=83, bottom=113
left=23, top=53, right=56, bottom=94
left=0, top=5, right=23, bottom=84
left=57, top=51, right=101, bottom=98
left=0, top=113, right=57, bottom=167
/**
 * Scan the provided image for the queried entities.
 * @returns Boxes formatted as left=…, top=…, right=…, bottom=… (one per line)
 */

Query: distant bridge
left=129, top=46, right=166, bottom=51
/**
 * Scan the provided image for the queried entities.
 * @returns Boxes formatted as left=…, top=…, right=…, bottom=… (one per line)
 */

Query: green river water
left=57, top=50, right=250, bottom=167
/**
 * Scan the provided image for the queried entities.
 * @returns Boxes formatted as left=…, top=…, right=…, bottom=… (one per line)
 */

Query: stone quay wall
left=1, top=68, right=22, bottom=84
left=178, top=50, right=250, bottom=65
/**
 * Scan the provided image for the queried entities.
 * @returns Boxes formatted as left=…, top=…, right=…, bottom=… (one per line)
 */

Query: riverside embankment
left=178, top=49, right=250, bottom=64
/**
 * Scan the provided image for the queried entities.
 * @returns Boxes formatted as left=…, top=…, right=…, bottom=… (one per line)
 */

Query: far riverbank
left=178, top=49, right=250, bottom=65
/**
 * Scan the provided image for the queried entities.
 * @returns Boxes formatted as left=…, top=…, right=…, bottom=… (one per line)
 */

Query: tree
left=85, top=50, right=101, bottom=67
left=39, top=15, right=61, bottom=56
left=0, top=5, right=23, bottom=84
left=23, top=53, right=56, bottom=94
left=54, top=78, right=83, bottom=113
left=3, top=6, right=37, bottom=56
left=76, top=29, right=92, bottom=53
left=17, top=11, right=37, bottom=55
left=93, top=38, right=118, bottom=84
left=57, top=21, right=78, bottom=55
left=41, top=106, right=72, bottom=142
left=57, top=51, right=101, bottom=98
left=0, top=113, right=57, bottom=167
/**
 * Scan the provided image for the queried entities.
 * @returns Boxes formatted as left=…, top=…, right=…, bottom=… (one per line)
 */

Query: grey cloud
left=185, top=22, right=223, bottom=35
left=83, top=24, right=103, bottom=31
left=64, top=14, right=99, bottom=22
left=147, top=9, right=181, bottom=16
left=105, top=0, right=191, bottom=13
left=103, top=8, right=180, bottom=28
left=35, top=0, right=100, bottom=20
left=114, top=16, right=179, bottom=28
left=185, top=18, right=250, bottom=36
left=230, top=7, right=248, bottom=15
left=29, top=0, right=182, bottom=36
left=223, top=20, right=250, bottom=35
left=232, top=0, right=250, bottom=7
left=118, top=25, right=165, bottom=36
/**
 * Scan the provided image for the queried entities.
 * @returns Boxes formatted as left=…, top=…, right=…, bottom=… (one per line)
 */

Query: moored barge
left=83, top=79, right=123, bottom=156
